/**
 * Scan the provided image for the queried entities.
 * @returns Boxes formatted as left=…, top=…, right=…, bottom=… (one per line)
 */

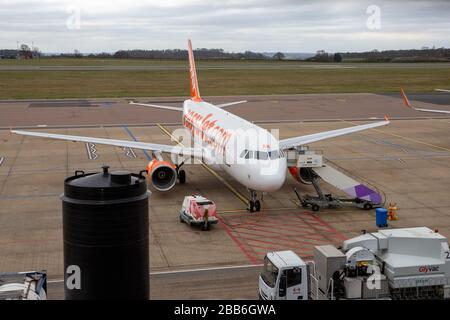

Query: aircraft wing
left=129, top=101, right=183, bottom=111
left=11, top=130, right=204, bottom=159
left=279, top=119, right=390, bottom=150
left=401, top=88, right=450, bottom=114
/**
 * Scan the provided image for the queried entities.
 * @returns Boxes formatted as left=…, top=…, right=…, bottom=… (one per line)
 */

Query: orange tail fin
left=187, top=39, right=202, bottom=102
left=400, top=87, right=412, bottom=108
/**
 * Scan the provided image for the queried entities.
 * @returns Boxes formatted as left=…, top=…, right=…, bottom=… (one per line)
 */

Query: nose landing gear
left=248, top=190, right=261, bottom=212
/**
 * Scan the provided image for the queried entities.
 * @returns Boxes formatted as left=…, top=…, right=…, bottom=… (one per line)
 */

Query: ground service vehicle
left=259, top=227, right=450, bottom=300
left=179, top=195, right=218, bottom=231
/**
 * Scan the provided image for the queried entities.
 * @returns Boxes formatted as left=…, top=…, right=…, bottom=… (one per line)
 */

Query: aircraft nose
left=257, top=159, right=286, bottom=192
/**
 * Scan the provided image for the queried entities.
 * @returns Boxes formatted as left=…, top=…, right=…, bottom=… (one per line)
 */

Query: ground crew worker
left=388, top=203, right=398, bottom=221
left=203, top=209, right=209, bottom=230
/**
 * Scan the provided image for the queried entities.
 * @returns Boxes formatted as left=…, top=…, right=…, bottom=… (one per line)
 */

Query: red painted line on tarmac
left=238, top=218, right=324, bottom=234
left=235, top=229, right=318, bottom=248
left=246, top=241, right=314, bottom=255
left=292, top=213, right=341, bottom=233
left=217, top=215, right=258, bottom=264
left=308, top=214, right=348, bottom=240
left=235, top=228, right=331, bottom=246
left=230, top=223, right=329, bottom=242
left=225, top=211, right=332, bottom=230
left=225, top=217, right=319, bottom=235
left=242, top=235, right=321, bottom=252
left=233, top=221, right=315, bottom=235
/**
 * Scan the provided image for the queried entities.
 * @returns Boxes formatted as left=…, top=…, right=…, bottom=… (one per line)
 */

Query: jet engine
left=288, top=167, right=318, bottom=185
left=146, top=159, right=177, bottom=191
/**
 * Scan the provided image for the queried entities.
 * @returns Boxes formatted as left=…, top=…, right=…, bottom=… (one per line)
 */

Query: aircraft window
left=256, top=151, right=269, bottom=160
left=268, top=150, right=279, bottom=159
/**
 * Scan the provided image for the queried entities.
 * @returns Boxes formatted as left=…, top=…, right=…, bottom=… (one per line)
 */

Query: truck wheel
left=178, top=170, right=186, bottom=184
left=179, top=215, right=184, bottom=223
left=312, top=204, right=320, bottom=212
left=363, top=202, right=373, bottom=210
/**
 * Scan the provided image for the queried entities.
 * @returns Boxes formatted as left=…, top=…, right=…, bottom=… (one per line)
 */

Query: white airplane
left=11, top=40, right=390, bottom=212
left=401, top=88, right=450, bottom=114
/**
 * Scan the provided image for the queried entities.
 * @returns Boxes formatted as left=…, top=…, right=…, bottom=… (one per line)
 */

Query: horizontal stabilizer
left=400, top=88, right=450, bottom=114
left=129, top=101, right=183, bottom=112
left=216, top=100, right=247, bottom=108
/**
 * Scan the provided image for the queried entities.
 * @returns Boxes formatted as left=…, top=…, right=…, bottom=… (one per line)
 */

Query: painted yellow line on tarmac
left=341, top=119, right=450, bottom=153
left=156, top=123, right=250, bottom=205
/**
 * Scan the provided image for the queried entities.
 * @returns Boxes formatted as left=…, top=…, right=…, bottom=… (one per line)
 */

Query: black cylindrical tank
left=61, top=165, right=150, bottom=300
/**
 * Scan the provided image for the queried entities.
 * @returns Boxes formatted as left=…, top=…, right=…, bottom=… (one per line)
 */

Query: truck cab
left=259, top=251, right=308, bottom=300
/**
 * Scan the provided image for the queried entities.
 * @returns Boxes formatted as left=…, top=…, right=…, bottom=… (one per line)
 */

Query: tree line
left=307, top=48, right=450, bottom=62
left=2, top=45, right=449, bottom=62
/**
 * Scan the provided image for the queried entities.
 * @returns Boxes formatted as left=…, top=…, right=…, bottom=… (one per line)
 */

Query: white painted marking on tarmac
left=0, top=157, right=4, bottom=166
left=85, top=143, right=98, bottom=160
left=37, top=124, right=48, bottom=127
left=47, top=264, right=264, bottom=284
left=435, top=89, right=450, bottom=93
left=123, top=147, right=137, bottom=159
left=149, top=264, right=264, bottom=276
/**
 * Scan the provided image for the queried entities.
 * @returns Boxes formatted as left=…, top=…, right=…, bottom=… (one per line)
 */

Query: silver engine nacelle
left=146, top=160, right=177, bottom=192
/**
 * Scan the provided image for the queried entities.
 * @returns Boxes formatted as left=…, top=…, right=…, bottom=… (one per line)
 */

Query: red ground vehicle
left=179, top=195, right=218, bottom=231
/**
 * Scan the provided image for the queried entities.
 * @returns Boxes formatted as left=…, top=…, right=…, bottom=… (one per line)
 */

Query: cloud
left=0, top=0, right=448, bottom=53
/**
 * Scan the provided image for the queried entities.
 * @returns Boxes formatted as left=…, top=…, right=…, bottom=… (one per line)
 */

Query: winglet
left=187, top=39, right=202, bottom=102
left=384, top=114, right=390, bottom=121
left=400, top=87, right=412, bottom=108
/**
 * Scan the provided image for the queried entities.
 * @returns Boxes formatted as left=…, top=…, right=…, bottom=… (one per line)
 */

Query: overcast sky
left=1, top=0, right=449, bottom=53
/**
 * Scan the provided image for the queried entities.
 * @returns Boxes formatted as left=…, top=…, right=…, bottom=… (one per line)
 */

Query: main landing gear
left=248, top=190, right=261, bottom=213
left=176, top=163, right=186, bottom=185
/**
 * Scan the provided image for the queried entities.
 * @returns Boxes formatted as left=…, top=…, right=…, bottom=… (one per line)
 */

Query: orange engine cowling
left=288, top=166, right=317, bottom=185
left=146, top=159, right=177, bottom=191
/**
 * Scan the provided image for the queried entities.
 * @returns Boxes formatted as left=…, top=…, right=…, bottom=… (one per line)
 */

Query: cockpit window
left=256, top=151, right=269, bottom=160
left=241, top=149, right=284, bottom=160
left=268, top=150, right=279, bottom=159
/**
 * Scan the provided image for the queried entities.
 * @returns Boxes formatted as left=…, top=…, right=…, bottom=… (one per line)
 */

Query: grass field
left=0, top=59, right=449, bottom=99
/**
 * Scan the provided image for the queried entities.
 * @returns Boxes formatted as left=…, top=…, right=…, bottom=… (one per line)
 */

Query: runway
left=1, top=92, right=449, bottom=129
left=1, top=62, right=450, bottom=71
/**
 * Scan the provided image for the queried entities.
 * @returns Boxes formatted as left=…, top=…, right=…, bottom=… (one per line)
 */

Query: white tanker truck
left=259, top=227, right=450, bottom=300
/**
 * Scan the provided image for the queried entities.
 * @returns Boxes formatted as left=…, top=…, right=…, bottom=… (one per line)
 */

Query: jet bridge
left=287, top=147, right=384, bottom=211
